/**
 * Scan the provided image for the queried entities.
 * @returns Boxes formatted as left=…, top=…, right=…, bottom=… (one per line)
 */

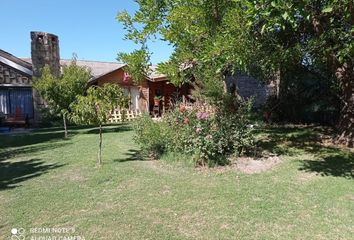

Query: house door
left=130, top=87, right=140, bottom=110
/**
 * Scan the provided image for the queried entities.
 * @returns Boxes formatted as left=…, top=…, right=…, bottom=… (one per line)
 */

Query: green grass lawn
left=0, top=124, right=353, bottom=239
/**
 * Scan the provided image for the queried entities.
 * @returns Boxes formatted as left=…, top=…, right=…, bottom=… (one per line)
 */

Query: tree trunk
left=310, top=6, right=354, bottom=147
left=98, top=124, right=103, bottom=165
left=335, top=65, right=354, bottom=147
left=273, top=70, right=281, bottom=99
left=63, top=114, right=68, bottom=138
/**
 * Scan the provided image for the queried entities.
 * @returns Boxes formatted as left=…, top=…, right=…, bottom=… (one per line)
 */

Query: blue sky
left=0, top=0, right=173, bottom=64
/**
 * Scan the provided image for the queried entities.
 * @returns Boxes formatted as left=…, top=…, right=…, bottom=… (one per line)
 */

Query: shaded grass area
left=256, top=125, right=354, bottom=179
left=0, top=124, right=353, bottom=239
left=0, top=158, right=64, bottom=190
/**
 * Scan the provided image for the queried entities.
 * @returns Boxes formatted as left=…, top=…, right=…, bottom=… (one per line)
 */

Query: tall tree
left=244, top=0, right=353, bottom=146
left=70, top=84, right=128, bottom=165
left=117, top=0, right=353, bottom=146
left=33, top=58, right=91, bottom=138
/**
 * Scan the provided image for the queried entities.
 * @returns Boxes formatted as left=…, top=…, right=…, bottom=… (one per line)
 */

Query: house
left=0, top=32, right=192, bottom=124
left=0, top=50, right=34, bottom=123
left=0, top=31, right=272, bottom=125
left=20, top=61, right=192, bottom=117
left=88, top=64, right=192, bottom=113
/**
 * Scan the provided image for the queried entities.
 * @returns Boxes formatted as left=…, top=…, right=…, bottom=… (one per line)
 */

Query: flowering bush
left=134, top=100, right=255, bottom=167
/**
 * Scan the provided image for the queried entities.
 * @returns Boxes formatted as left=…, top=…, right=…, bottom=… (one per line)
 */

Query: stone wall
left=30, top=32, right=60, bottom=78
left=0, top=62, right=32, bottom=86
left=30, top=32, right=60, bottom=123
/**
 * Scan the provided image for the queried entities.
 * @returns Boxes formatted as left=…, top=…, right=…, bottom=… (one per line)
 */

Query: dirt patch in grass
left=235, top=156, right=281, bottom=174
left=195, top=156, right=281, bottom=175
left=345, top=194, right=354, bottom=202
left=144, top=159, right=191, bottom=176
left=297, top=171, right=319, bottom=183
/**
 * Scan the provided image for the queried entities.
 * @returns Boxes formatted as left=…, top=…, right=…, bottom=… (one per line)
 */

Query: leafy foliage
left=70, top=84, right=128, bottom=126
left=133, top=114, right=166, bottom=157
left=33, top=58, right=91, bottom=137
left=34, top=59, right=91, bottom=117
left=117, top=0, right=354, bottom=86
left=118, top=0, right=354, bottom=145
left=117, top=48, right=151, bottom=83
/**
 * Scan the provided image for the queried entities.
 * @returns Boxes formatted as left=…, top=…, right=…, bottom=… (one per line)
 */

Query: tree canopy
left=117, top=0, right=354, bottom=146
left=33, top=58, right=91, bottom=138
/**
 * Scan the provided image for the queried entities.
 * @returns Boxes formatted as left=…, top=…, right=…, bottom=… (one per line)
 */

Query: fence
left=108, top=109, right=142, bottom=123
left=108, top=102, right=215, bottom=123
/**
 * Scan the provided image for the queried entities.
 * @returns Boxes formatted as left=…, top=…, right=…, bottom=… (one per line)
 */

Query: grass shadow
left=0, top=158, right=65, bottom=190
left=114, top=149, right=145, bottom=163
left=256, top=125, right=335, bottom=156
left=0, top=141, right=71, bottom=161
left=0, top=124, right=132, bottom=149
left=82, top=125, right=132, bottom=135
left=256, top=125, right=354, bottom=179
left=0, top=131, right=74, bottom=149
left=299, top=152, right=354, bottom=179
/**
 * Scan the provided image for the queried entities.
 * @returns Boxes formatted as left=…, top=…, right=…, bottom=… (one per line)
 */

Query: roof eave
left=0, top=55, right=33, bottom=76
left=87, top=64, right=127, bottom=84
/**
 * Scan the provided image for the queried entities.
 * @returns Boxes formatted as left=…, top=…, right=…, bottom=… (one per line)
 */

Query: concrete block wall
left=225, top=73, right=274, bottom=106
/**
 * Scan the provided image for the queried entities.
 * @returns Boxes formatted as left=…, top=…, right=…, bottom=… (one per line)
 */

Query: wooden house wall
left=148, top=81, right=191, bottom=112
left=95, top=69, right=149, bottom=112
left=94, top=68, right=193, bottom=114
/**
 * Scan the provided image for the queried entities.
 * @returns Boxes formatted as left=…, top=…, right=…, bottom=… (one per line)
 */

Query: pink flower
left=205, top=134, right=213, bottom=140
left=183, top=117, right=189, bottom=124
left=196, top=112, right=209, bottom=120
left=179, top=104, right=186, bottom=113
left=196, top=127, right=202, bottom=134
left=123, top=72, right=130, bottom=82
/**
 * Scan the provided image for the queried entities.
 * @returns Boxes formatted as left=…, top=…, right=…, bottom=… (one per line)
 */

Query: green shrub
left=38, top=107, right=63, bottom=127
left=133, top=114, right=166, bottom=157
left=160, top=151, right=195, bottom=167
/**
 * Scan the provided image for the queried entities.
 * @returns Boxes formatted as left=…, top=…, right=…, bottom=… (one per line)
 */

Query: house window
left=0, top=88, right=34, bottom=118
left=0, top=89, right=9, bottom=114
